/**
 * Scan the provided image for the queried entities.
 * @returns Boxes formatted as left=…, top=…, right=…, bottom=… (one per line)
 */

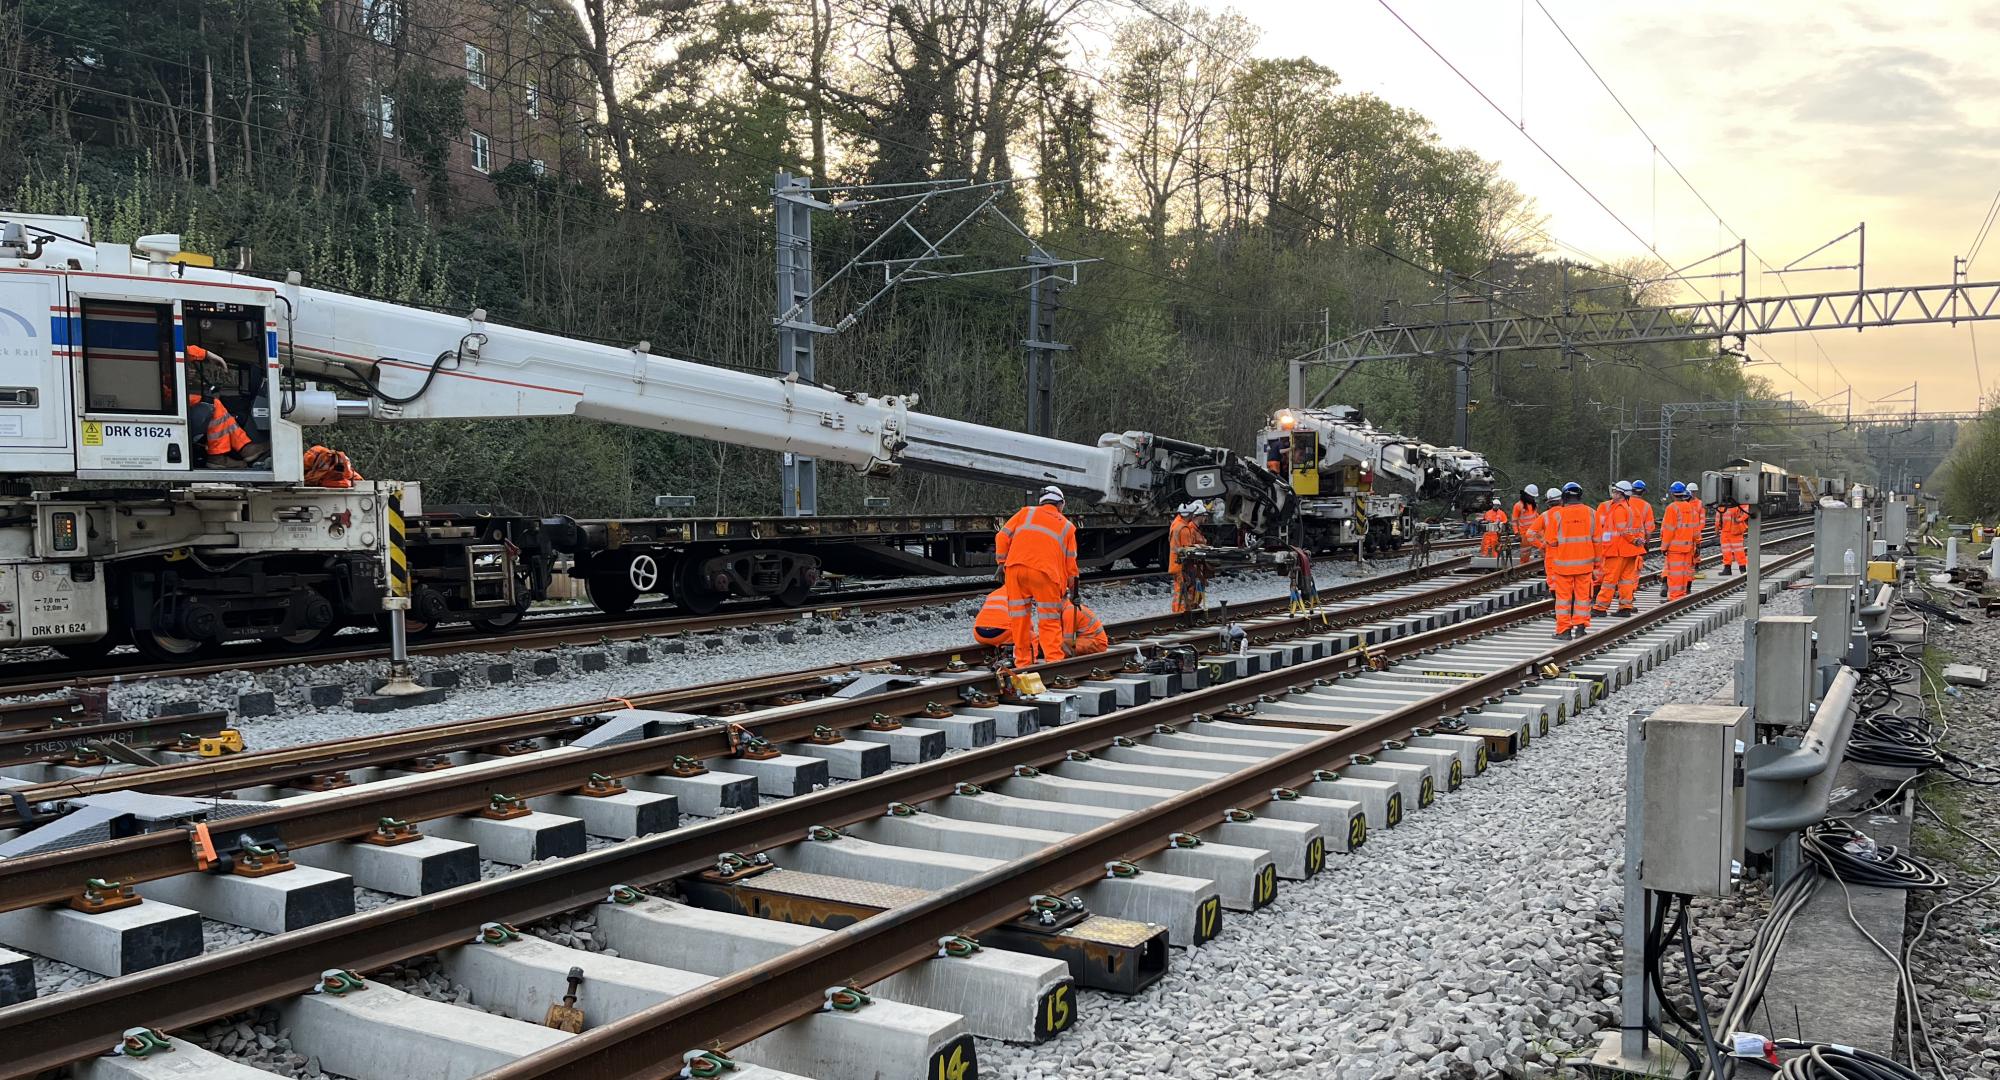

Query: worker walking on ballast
left=1659, top=481, right=1705, bottom=599
left=1542, top=482, right=1597, bottom=638
left=1511, top=485, right=1543, bottom=565
left=1593, top=481, right=1645, bottom=616
left=997, top=485, right=1079, bottom=667
left=1718, top=500, right=1751, bottom=575
left=1168, top=501, right=1208, bottom=614
left=1627, top=479, right=1655, bottom=599
left=1479, top=498, right=1508, bottom=558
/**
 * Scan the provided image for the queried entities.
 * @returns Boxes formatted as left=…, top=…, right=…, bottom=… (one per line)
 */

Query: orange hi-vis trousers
left=1664, top=544, right=1699, bottom=599
left=1552, top=573, right=1595, bottom=634
left=1005, top=565, right=1068, bottom=668
left=1594, top=556, right=1639, bottom=611
left=1721, top=536, right=1747, bottom=568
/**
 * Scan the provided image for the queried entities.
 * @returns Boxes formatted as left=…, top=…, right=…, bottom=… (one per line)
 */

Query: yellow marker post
left=376, top=486, right=426, bottom=697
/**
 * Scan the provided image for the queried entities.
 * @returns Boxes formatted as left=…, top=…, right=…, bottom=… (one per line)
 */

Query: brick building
left=349, top=0, right=598, bottom=207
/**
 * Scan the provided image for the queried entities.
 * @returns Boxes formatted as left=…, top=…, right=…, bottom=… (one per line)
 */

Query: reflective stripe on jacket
left=1719, top=505, right=1750, bottom=539
left=1541, top=503, right=1598, bottom=574
left=1512, top=501, right=1543, bottom=546
left=997, top=504, right=1079, bottom=581
left=1595, top=498, right=1645, bottom=557
left=973, top=588, right=1013, bottom=643
left=188, top=393, right=250, bottom=456
left=1661, top=498, right=1706, bottom=548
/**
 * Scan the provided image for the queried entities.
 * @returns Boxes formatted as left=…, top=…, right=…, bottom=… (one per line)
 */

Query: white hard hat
left=1614, top=480, right=1634, bottom=495
left=1038, top=485, right=1065, bottom=505
left=1523, top=484, right=1540, bottom=499
left=1490, top=498, right=1501, bottom=506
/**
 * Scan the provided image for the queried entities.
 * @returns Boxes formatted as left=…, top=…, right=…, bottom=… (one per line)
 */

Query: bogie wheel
left=276, top=622, right=344, bottom=650
left=470, top=607, right=528, bottom=633
left=588, top=552, right=661, bottom=616
left=132, top=628, right=221, bottom=663
left=675, top=559, right=728, bottom=616
left=771, top=574, right=814, bottom=607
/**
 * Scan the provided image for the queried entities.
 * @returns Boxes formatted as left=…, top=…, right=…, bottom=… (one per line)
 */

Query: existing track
left=0, top=525, right=1816, bottom=1078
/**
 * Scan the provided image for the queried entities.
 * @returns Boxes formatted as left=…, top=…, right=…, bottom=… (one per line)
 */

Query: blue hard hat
left=1669, top=481, right=1687, bottom=495
left=1562, top=482, right=1583, bottom=495
left=1631, top=480, right=1647, bottom=492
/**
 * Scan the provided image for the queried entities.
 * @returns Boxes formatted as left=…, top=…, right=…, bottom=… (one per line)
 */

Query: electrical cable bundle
left=1770, top=1041, right=1922, bottom=1079
left=1799, top=822, right=1949, bottom=891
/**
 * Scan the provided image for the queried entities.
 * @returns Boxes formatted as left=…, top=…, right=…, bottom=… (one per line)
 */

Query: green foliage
left=1935, top=407, right=2000, bottom=518
left=0, top=0, right=1826, bottom=517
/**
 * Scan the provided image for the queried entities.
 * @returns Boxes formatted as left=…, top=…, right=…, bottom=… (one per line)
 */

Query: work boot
left=1617, top=607, right=1638, bottom=617
left=1721, top=565, right=1733, bottom=577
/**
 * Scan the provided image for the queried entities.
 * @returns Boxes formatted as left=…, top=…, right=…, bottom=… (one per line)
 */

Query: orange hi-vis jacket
left=187, top=393, right=251, bottom=456
left=1661, top=498, right=1705, bottom=549
left=1481, top=507, right=1507, bottom=532
left=1596, top=497, right=1646, bottom=558
left=1719, top=504, right=1750, bottom=540
left=1065, top=603, right=1108, bottom=655
left=997, top=504, right=1079, bottom=582
left=1511, top=500, right=1544, bottom=547
left=973, top=588, right=1013, bottom=645
left=1633, top=498, right=1657, bottom=541
left=303, top=445, right=363, bottom=488
left=1541, top=503, right=1598, bottom=575
left=1168, top=514, right=1206, bottom=575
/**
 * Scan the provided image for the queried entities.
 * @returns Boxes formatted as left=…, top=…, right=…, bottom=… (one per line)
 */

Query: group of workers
left=973, top=485, right=1108, bottom=667
left=976, top=485, right=1219, bottom=667
left=1488, top=479, right=1754, bottom=639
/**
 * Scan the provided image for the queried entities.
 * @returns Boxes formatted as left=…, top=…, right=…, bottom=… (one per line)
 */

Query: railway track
left=0, top=525, right=1816, bottom=1080
left=0, top=541, right=1488, bottom=699
left=0, top=566, right=1183, bottom=699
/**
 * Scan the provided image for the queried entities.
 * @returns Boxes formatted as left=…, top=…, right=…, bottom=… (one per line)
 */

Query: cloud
left=1785, top=47, right=1959, bottom=126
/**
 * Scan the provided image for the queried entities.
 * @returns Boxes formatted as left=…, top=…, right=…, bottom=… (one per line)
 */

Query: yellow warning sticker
left=82, top=421, right=102, bottom=447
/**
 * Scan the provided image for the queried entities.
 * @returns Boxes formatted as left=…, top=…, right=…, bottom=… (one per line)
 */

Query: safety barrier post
left=377, top=486, right=426, bottom=697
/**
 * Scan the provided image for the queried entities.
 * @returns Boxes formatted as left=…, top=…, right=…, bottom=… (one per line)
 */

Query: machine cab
left=0, top=237, right=301, bottom=484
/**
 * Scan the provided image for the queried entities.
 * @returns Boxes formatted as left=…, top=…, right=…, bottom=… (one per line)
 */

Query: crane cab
left=1, top=236, right=301, bottom=485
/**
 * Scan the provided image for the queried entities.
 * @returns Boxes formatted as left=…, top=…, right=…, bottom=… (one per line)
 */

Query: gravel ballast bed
left=979, top=588, right=1795, bottom=1080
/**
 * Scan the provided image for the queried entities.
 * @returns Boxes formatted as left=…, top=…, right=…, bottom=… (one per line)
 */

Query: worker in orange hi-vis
left=1540, top=484, right=1563, bottom=589
left=1659, top=481, right=1707, bottom=599
left=1511, top=485, right=1544, bottom=564
left=1062, top=601, right=1109, bottom=656
left=1168, top=501, right=1209, bottom=614
left=1627, top=479, right=1656, bottom=598
left=996, top=485, right=1079, bottom=668
left=971, top=587, right=1013, bottom=649
left=1542, top=482, right=1598, bottom=638
left=1718, top=501, right=1752, bottom=575
left=1593, top=481, right=1647, bottom=616
left=182, top=344, right=260, bottom=464
left=1478, top=498, right=1508, bottom=557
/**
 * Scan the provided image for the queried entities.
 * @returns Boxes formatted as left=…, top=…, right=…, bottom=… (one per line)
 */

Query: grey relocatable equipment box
left=1639, top=704, right=1751, bottom=897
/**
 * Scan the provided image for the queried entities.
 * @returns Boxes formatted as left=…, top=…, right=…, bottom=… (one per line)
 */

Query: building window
left=464, top=44, right=487, bottom=88
left=471, top=131, right=491, bottom=173
left=370, top=93, right=396, bottom=138
left=530, top=158, right=546, bottom=177
left=525, top=81, right=540, bottom=118
left=361, top=0, right=398, bottom=44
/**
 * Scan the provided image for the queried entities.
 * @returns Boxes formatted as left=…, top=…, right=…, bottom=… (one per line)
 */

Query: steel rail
left=0, top=536, right=1824, bottom=1072
left=0, top=553, right=1488, bottom=828
left=485, top=544, right=1820, bottom=1080
left=0, top=565, right=1195, bottom=697
left=0, top=539, right=1813, bottom=1078
left=0, top=555, right=1504, bottom=910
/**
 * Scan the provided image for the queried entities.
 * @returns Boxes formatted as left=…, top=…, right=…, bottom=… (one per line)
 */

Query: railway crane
left=1259, top=406, right=1496, bottom=554
left=0, top=214, right=1293, bottom=661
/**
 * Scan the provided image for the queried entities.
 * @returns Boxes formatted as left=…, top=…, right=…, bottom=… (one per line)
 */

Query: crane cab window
left=80, top=299, right=175, bottom=415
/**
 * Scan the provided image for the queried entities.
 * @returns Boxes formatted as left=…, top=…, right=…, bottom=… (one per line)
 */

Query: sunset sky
left=1189, top=0, right=1998, bottom=413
